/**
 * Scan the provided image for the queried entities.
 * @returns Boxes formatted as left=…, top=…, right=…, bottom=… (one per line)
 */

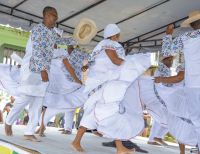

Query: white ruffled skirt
left=44, top=86, right=86, bottom=109
left=43, top=60, right=86, bottom=109
left=80, top=54, right=151, bottom=140
left=0, top=64, right=20, bottom=96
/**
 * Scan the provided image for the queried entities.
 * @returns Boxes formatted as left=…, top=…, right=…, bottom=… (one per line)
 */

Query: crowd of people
left=0, top=6, right=200, bottom=154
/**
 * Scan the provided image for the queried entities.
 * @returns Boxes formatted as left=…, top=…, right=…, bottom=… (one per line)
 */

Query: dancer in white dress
left=71, top=24, right=151, bottom=154
left=37, top=45, right=88, bottom=136
left=61, top=46, right=90, bottom=135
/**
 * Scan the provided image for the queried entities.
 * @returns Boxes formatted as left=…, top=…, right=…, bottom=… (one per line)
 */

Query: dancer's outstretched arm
left=155, top=71, right=184, bottom=84
left=63, top=58, right=82, bottom=84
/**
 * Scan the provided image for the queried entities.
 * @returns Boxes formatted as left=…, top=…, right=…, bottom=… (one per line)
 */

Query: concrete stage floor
left=0, top=124, right=192, bottom=154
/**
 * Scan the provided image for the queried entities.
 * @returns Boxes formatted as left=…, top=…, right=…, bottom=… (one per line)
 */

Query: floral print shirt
left=155, top=62, right=172, bottom=87
left=29, top=23, right=76, bottom=73
left=162, top=30, right=200, bottom=56
left=67, top=48, right=90, bottom=81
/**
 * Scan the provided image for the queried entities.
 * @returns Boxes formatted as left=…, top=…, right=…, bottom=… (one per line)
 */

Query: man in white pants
left=162, top=10, right=200, bottom=153
left=147, top=55, right=174, bottom=145
left=5, top=6, right=76, bottom=141
left=148, top=121, right=168, bottom=145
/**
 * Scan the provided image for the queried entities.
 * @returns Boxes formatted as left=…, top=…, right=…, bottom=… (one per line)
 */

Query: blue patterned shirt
left=67, top=48, right=90, bottom=81
left=29, top=23, right=76, bottom=73
left=155, top=62, right=172, bottom=87
left=162, top=30, right=200, bottom=56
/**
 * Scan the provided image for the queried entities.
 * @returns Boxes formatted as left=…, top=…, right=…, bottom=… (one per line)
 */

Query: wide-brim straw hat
left=73, top=18, right=97, bottom=45
left=181, top=10, right=200, bottom=27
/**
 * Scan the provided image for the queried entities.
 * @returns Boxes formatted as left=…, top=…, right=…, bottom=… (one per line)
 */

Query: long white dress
left=80, top=39, right=151, bottom=140
left=43, top=48, right=86, bottom=109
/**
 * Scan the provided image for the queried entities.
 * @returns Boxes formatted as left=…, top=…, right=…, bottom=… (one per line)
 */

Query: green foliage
left=0, top=25, right=29, bottom=48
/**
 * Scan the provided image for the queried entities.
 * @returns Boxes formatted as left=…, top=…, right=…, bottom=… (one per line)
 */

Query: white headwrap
left=103, top=24, right=120, bottom=39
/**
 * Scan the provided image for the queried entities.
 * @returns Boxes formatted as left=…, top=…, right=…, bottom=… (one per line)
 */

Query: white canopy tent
left=0, top=0, right=200, bottom=50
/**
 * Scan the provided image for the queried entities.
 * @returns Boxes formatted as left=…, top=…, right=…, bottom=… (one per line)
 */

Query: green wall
left=0, top=25, right=28, bottom=62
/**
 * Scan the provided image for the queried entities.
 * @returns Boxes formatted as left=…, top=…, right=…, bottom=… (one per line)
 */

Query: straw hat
left=181, top=10, right=200, bottom=27
left=73, top=18, right=97, bottom=45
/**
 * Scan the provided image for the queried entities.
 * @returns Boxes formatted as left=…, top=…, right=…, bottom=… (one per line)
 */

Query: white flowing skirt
left=138, top=76, right=168, bottom=127
left=0, top=63, right=48, bottom=97
left=44, top=86, right=86, bottom=109
left=80, top=54, right=151, bottom=140
left=43, top=59, right=87, bottom=109
left=0, top=64, right=20, bottom=96
left=167, top=113, right=197, bottom=145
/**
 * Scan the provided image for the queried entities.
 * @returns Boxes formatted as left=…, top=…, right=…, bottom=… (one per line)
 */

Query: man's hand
left=81, top=65, right=89, bottom=72
left=166, top=24, right=174, bottom=35
left=154, top=77, right=162, bottom=83
left=41, top=70, right=49, bottom=82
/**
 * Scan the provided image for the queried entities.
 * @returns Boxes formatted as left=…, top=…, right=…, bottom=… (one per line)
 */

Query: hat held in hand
left=74, top=18, right=97, bottom=45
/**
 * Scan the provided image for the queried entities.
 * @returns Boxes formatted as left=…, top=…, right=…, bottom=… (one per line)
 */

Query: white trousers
left=6, top=94, right=43, bottom=135
left=64, top=110, right=74, bottom=131
left=42, top=108, right=74, bottom=131
left=149, top=120, right=168, bottom=142
left=186, top=88, right=200, bottom=149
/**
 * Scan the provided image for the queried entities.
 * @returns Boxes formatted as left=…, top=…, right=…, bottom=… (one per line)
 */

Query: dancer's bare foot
left=24, top=135, right=41, bottom=142
left=38, top=126, right=46, bottom=137
left=154, top=138, right=168, bottom=146
left=117, top=147, right=135, bottom=154
left=61, top=130, right=72, bottom=135
left=147, top=141, right=161, bottom=146
left=5, top=123, right=13, bottom=136
left=71, top=142, right=85, bottom=153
